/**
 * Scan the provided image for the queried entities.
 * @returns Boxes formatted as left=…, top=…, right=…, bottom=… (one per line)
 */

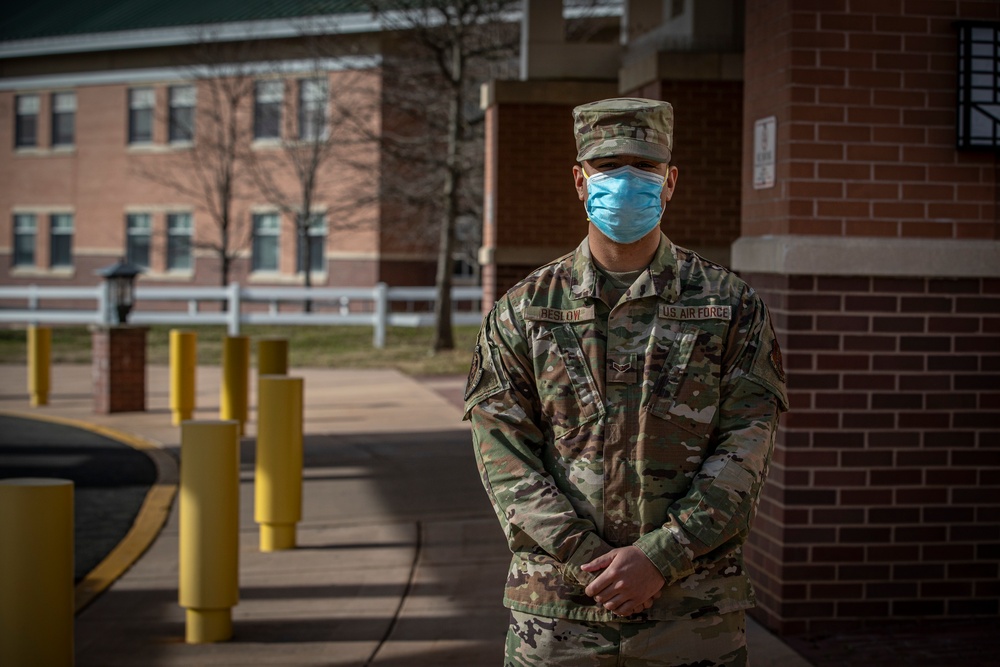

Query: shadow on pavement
left=0, top=414, right=157, bottom=582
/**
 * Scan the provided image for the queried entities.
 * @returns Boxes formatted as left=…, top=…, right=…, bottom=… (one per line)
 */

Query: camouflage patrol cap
left=573, top=97, right=673, bottom=163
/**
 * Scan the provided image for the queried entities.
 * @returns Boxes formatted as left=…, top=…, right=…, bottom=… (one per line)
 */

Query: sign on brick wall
left=753, top=116, right=776, bottom=190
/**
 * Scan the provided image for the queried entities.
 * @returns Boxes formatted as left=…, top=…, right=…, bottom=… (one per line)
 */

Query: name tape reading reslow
left=525, top=306, right=597, bottom=323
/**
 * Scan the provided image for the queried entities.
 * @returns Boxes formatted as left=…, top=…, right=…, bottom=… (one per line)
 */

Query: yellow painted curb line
left=0, top=410, right=179, bottom=614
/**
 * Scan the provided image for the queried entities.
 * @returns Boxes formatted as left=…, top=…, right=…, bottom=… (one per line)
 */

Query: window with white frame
left=128, top=88, right=155, bottom=144
left=51, top=92, right=76, bottom=146
left=125, top=213, right=152, bottom=268
left=49, top=213, right=73, bottom=267
left=254, top=80, right=283, bottom=139
left=15, top=94, right=39, bottom=148
left=252, top=213, right=280, bottom=271
left=297, top=214, right=327, bottom=273
left=166, top=212, right=193, bottom=270
left=168, top=86, right=195, bottom=143
left=12, top=213, right=37, bottom=266
left=298, top=78, right=327, bottom=141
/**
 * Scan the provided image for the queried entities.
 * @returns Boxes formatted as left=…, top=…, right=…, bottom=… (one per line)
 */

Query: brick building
left=0, top=1, right=509, bottom=292
left=483, top=0, right=999, bottom=638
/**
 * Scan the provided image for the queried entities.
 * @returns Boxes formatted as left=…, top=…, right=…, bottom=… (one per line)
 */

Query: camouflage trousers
left=504, top=609, right=748, bottom=667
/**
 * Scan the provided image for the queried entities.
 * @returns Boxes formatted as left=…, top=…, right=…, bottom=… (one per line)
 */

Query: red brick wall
left=493, top=102, right=582, bottom=248
left=0, top=69, right=399, bottom=291
left=742, top=0, right=999, bottom=239
left=92, top=327, right=147, bottom=413
left=744, top=271, right=1000, bottom=634
left=631, top=79, right=743, bottom=250
left=741, top=0, right=1000, bottom=636
left=483, top=100, right=583, bottom=305
left=378, top=259, right=436, bottom=286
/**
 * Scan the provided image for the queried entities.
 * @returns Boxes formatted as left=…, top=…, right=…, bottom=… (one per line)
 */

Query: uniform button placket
left=604, top=318, right=630, bottom=546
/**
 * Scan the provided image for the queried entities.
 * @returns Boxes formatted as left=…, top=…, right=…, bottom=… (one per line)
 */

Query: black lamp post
left=96, top=258, right=144, bottom=325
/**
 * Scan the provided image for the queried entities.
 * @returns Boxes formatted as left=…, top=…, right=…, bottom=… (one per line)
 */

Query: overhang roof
left=0, top=0, right=371, bottom=42
left=0, top=1, right=621, bottom=61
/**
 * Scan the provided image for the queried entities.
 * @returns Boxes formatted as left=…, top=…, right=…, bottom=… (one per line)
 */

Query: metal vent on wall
left=957, top=21, right=1000, bottom=152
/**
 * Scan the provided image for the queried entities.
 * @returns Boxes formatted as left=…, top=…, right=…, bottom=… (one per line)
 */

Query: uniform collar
left=570, top=232, right=679, bottom=303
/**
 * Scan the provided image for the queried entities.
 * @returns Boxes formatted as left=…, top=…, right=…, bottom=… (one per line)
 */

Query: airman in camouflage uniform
left=464, top=98, right=788, bottom=666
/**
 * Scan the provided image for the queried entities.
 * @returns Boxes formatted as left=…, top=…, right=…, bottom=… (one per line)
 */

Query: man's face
left=572, top=155, right=678, bottom=206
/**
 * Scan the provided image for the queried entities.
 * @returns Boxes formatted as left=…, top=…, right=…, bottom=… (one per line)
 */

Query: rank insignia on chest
left=659, top=304, right=732, bottom=321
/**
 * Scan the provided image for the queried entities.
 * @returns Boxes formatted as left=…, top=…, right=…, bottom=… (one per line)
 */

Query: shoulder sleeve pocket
left=747, top=322, right=789, bottom=412
left=462, top=321, right=510, bottom=419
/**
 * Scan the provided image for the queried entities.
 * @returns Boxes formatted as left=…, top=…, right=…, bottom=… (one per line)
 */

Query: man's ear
left=573, top=163, right=587, bottom=201
left=663, top=165, right=679, bottom=203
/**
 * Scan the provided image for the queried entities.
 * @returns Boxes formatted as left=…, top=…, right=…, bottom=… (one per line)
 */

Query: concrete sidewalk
left=0, top=363, right=812, bottom=666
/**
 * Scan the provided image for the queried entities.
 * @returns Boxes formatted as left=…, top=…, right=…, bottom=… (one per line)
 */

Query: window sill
left=142, top=269, right=194, bottom=281
left=249, top=271, right=302, bottom=284
left=287, top=137, right=328, bottom=146
left=13, top=147, right=75, bottom=157
left=167, top=141, right=194, bottom=150
left=126, top=143, right=167, bottom=153
left=9, top=266, right=75, bottom=278
left=252, top=138, right=282, bottom=149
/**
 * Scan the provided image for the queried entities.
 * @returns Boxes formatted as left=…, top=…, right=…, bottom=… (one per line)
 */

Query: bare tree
left=131, top=38, right=259, bottom=289
left=244, top=52, right=381, bottom=311
left=132, top=8, right=517, bottom=340
left=368, top=0, right=519, bottom=352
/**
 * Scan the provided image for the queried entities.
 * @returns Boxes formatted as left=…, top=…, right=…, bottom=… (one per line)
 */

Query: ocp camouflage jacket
left=464, top=233, right=788, bottom=622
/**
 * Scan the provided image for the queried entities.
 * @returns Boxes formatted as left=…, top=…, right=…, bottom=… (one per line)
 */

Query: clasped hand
left=581, top=545, right=665, bottom=617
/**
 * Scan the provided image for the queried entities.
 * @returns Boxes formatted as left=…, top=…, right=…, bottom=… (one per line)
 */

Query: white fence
left=0, top=283, right=484, bottom=348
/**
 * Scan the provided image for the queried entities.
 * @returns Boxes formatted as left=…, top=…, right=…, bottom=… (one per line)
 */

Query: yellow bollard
left=255, top=375, right=304, bottom=551
left=0, top=478, right=74, bottom=667
left=220, top=335, right=249, bottom=435
left=179, top=420, right=240, bottom=644
left=257, top=337, right=288, bottom=376
left=27, top=325, right=51, bottom=407
left=170, top=329, right=197, bottom=425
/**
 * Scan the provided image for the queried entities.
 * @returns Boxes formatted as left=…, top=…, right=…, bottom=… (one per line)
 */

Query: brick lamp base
left=92, top=326, right=148, bottom=414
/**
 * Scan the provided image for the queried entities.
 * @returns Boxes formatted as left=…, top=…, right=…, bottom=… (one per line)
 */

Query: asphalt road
left=0, top=414, right=157, bottom=582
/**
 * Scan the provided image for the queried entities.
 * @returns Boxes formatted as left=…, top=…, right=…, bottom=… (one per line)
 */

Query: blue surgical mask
left=584, top=166, right=666, bottom=244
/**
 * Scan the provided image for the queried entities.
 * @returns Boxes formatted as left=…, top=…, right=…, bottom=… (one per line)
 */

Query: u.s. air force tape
left=659, top=304, right=732, bottom=320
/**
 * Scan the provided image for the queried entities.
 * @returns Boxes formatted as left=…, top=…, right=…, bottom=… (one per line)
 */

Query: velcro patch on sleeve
left=462, top=320, right=510, bottom=418
left=748, top=322, right=789, bottom=412
left=524, top=305, right=596, bottom=324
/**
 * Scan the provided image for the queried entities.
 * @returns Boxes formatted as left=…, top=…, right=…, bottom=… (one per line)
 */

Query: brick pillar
left=629, top=79, right=744, bottom=263
left=481, top=80, right=615, bottom=310
left=92, top=326, right=147, bottom=413
left=738, top=0, right=1000, bottom=636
